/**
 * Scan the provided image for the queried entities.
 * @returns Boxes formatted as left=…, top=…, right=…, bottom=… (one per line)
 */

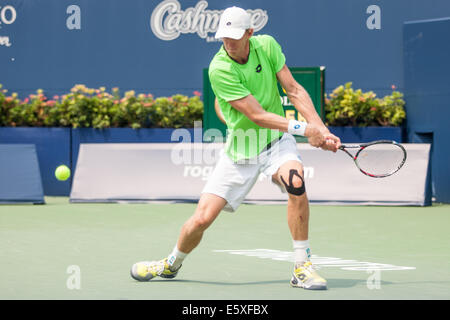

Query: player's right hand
left=305, top=124, right=325, bottom=148
left=320, top=133, right=341, bottom=152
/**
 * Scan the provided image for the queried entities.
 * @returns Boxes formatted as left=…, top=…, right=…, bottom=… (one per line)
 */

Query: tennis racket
left=339, top=140, right=407, bottom=178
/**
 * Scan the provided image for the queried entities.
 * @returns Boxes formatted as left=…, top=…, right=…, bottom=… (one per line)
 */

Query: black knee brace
left=280, top=169, right=306, bottom=196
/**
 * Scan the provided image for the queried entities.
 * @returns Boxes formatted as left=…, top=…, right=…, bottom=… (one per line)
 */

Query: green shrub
left=151, top=94, right=203, bottom=129
left=0, top=84, right=204, bottom=129
left=325, top=82, right=406, bottom=127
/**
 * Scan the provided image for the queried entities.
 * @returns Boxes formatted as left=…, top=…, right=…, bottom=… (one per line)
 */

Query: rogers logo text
left=150, top=0, right=268, bottom=41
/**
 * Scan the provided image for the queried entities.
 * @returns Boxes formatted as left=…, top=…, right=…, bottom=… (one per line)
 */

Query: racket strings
left=355, top=144, right=405, bottom=176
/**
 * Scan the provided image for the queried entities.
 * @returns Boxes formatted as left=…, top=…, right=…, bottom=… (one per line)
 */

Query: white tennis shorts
left=201, top=133, right=303, bottom=212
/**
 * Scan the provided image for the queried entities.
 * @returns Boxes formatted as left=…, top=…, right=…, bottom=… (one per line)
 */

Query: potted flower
left=325, top=82, right=406, bottom=143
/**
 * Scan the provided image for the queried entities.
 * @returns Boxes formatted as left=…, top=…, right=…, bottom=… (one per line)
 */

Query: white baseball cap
left=215, top=7, right=251, bottom=40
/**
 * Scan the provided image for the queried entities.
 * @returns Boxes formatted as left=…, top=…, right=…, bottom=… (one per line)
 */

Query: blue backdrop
left=1, top=0, right=450, bottom=98
left=0, top=144, right=45, bottom=204
left=1, top=0, right=450, bottom=201
left=403, top=17, right=450, bottom=203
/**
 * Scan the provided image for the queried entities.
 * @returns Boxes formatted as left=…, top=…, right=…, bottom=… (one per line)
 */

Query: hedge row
left=1, top=82, right=406, bottom=128
left=0, top=84, right=203, bottom=129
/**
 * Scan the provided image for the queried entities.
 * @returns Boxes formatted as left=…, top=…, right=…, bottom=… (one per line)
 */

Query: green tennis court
left=0, top=197, right=449, bottom=300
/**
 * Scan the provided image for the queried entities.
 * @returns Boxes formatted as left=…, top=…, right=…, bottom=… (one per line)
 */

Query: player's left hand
left=320, top=133, right=341, bottom=152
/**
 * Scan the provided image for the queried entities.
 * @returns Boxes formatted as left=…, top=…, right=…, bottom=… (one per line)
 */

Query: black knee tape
left=280, top=169, right=305, bottom=196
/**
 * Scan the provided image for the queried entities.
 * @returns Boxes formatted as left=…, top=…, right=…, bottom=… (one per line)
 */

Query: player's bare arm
left=214, top=98, right=227, bottom=125
left=276, top=64, right=341, bottom=152
left=228, top=94, right=325, bottom=147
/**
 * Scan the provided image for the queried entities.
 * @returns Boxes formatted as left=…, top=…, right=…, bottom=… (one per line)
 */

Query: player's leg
left=130, top=148, right=259, bottom=282
left=273, top=160, right=310, bottom=247
left=175, top=193, right=227, bottom=254
left=272, top=160, right=327, bottom=290
left=130, top=193, right=226, bottom=282
left=262, top=134, right=312, bottom=258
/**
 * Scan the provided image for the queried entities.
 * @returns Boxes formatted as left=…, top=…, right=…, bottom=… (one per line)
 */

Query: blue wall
left=403, top=17, right=450, bottom=203
left=1, top=0, right=450, bottom=201
left=1, top=0, right=450, bottom=98
left=0, top=144, right=45, bottom=203
left=0, top=128, right=72, bottom=196
left=0, top=127, right=197, bottom=196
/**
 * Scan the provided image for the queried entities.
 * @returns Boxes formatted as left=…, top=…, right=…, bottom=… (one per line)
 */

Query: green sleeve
left=209, top=68, right=250, bottom=102
left=266, top=35, right=286, bottom=73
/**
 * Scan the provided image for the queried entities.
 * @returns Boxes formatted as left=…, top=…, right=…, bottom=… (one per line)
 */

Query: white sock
left=167, top=245, right=188, bottom=270
left=293, top=240, right=311, bottom=266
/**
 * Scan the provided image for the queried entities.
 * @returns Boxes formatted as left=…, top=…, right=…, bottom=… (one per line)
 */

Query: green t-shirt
left=208, top=35, right=286, bottom=162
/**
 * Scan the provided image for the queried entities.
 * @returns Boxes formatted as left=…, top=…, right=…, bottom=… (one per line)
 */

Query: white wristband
left=288, top=120, right=307, bottom=136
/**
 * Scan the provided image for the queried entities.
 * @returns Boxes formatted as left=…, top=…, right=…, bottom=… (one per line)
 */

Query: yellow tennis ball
left=55, top=165, right=71, bottom=181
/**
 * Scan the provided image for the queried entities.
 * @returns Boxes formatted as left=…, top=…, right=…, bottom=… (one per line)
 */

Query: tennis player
left=131, top=6, right=341, bottom=290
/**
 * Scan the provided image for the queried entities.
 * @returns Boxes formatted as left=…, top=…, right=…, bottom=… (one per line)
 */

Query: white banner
left=70, top=143, right=431, bottom=206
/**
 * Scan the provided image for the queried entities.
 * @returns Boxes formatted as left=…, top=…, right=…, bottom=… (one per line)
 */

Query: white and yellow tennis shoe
left=130, top=258, right=181, bottom=281
left=290, top=261, right=327, bottom=290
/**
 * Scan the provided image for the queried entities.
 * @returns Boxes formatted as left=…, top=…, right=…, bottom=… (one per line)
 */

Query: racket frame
left=338, top=140, right=407, bottom=178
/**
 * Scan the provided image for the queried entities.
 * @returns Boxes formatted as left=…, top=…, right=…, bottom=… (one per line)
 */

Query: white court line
left=213, top=249, right=416, bottom=271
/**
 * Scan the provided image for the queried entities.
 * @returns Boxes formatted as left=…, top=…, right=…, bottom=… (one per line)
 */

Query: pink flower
left=53, top=95, right=59, bottom=100
left=45, top=100, right=56, bottom=107
left=193, top=90, right=202, bottom=97
left=391, top=85, right=396, bottom=90
left=114, top=100, right=119, bottom=104
left=5, top=97, right=13, bottom=103
left=370, top=107, right=377, bottom=111
left=23, top=98, right=30, bottom=103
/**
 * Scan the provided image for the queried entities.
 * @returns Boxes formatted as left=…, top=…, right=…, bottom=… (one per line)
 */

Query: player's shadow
left=150, top=279, right=287, bottom=286
left=149, top=278, right=395, bottom=288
